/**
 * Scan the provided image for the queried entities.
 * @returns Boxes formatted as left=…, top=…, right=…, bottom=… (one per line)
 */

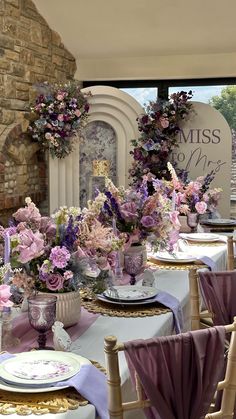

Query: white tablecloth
left=3, top=240, right=227, bottom=419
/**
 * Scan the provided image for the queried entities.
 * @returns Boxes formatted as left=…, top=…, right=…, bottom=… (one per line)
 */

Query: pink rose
left=159, top=117, right=169, bottom=129
left=195, top=201, right=207, bottom=214
left=46, top=273, right=65, bottom=291
left=15, top=229, right=44, bottom=263
left=0, top=284, right=13, bottom=310
left=74, top=109, right=81, bottom=117
left=57, top=114, right=64, bottom=121
left=13, top=203, right=41, bottom=225
left=57, top=94, right=64, bottom=101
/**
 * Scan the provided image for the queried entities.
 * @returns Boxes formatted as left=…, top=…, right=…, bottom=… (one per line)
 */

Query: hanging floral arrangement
left=129, top=91, right=194, bottom=186
left=28, top=81, right=90, bottom=159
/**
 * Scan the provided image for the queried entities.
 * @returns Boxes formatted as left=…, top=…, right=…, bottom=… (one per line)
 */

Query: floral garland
left=28, top=81, right=90, bottom=159
left=129, top=91, right=194, bottom=186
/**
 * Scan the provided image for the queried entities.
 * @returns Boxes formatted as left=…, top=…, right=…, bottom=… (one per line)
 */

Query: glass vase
left=186, top=212, right=199, bottom=233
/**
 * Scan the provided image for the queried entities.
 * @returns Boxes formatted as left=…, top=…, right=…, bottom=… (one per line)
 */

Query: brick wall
left=0, top=0, right=76, bottom=224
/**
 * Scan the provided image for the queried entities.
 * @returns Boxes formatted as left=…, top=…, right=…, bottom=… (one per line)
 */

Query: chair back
left=199, top=270, right=236, bottom=326
left=104, top=320, right=236, bottom=419
left=227, top=236, right=236, bottom=270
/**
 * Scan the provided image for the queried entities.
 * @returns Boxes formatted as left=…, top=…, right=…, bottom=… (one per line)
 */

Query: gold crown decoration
left=92, top=160, right=110, bottom=177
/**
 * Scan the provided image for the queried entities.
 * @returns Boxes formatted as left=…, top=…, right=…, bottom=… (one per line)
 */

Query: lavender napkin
left=152, top=291, right=184, bottom=334
left=0, top=353, right=108, bottom=419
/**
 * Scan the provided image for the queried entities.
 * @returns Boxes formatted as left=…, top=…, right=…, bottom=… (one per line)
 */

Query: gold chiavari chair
left=104, top=319, right=236, bottom=419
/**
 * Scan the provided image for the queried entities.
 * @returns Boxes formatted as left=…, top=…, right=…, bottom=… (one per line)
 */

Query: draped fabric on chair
left=124, top=327, right=225, bottom=419
left=199, top=271, right=236, bottom=325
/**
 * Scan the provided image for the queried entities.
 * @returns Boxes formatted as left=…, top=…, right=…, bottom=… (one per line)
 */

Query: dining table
left=0, top=235, right=228, bottom=419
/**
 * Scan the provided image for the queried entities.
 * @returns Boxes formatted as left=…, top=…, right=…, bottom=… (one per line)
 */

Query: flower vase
left=39, top=290, right=81, bottom=328
left=178, top=215, right=191, bottom=233
left=186, top=212, right=199, bottom=233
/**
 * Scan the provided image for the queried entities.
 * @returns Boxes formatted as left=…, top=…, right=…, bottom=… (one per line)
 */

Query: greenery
left=210, top=86, right=236, bottom=130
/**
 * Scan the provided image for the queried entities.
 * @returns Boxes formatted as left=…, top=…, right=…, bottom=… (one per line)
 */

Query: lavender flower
left=49, top=246, right=70, bottom=269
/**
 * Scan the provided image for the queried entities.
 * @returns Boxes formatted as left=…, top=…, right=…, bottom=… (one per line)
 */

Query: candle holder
left=28, top=295, right=57, bottom=350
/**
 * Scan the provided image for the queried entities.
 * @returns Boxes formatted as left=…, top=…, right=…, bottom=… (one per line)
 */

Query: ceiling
left=33, top=0, right=236, bottom=80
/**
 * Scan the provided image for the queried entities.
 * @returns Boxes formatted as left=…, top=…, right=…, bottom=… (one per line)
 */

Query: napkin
left=151, top=291, right=184, bottom=334
left=0, top=353, right=108, bottom=419
left=177, top=239, right=216, bottom=270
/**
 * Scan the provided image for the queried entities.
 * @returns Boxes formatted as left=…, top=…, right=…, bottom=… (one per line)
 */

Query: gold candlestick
left=92, top=160, right=110, bottom=177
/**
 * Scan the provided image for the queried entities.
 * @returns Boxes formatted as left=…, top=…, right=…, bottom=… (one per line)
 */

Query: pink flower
left=169, top=211, right=181, bottom=229
left=57, top=94, right=65, bottom=101
left=74, top=109, right=81, bottom=117
left=63, top=270, right=73, bottom=280
left=159, top=117, right=169, bottom=129
left=49, top=246, right=70, bottom=269
left=40, top=217, right=56, bottom=239
left=0, top=284, right=13, bottom=310
left=107, top=251, right=117, bottom=269
left=57, top=114, right=64, bottom=121
left=13, top=202, right=41, bottom=225
left=15, top=229, right=44, bottom=263
left=195, top=201, right=207, bottom=214
left=46, top=273, right=65, bottom=291
left=120, top=202, right=138, bottom=221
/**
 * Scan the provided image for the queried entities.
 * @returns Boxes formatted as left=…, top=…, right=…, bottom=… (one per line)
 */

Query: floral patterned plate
left=103, top=286, right=158, bottom=302
left=0, top=351, right=91, bottom=386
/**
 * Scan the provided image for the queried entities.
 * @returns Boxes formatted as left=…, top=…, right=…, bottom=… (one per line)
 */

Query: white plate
left=150, top=251, right=196, bottom=263
left=0, top=351, right=91, bottom=387
left=202, top=219, right=236, bottom=226
left=97, top=293, right=158, bottom=306
left=103, top=286, right=158, bottom=301
left=183, top=233, right=220, bottom=242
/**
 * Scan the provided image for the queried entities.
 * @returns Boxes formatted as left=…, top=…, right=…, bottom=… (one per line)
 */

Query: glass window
left=120, top=87, right=157, bottom=107
left=169, top=85, right=226, bottom=103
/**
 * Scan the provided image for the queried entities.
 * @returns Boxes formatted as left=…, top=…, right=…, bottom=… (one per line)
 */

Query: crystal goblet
left=28, top=295, right=57, bottom=350
left=187, top=212, right=199, bottom=233
left=124, top=251, right=144, bottom=285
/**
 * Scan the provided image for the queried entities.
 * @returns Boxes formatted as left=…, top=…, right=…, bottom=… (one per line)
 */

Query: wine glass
left=187, top=212, right=199, bottom=233
left=28, top=295, right=57, bottom=350
left=124, top=251, right=144, bottom=285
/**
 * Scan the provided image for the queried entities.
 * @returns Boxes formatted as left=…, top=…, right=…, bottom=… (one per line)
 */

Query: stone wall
left=0, top=0, right=76, bottom=224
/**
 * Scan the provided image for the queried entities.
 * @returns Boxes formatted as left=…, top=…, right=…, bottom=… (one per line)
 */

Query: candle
left=4, top=232, right=11, bottom=283
left=4, top=232, right=10, bottom=265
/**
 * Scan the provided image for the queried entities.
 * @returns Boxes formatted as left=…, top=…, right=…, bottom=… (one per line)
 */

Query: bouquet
left=167, top=163, right=222, bottom=215
left=1, top=197, right=124, bottom=299
left=95, top=177, right=180, bottom=251
left=129, top=91, right=194, bottom=186
left=28, top=81, right=90, bottom=158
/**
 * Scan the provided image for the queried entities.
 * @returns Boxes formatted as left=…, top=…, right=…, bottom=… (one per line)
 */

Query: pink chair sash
left=124, top=326, right=225, bottom=419
left=199, top=270, right=236, bottom=325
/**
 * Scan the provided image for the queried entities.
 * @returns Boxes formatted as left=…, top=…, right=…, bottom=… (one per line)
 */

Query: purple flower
left=45, top=273, right=65, bottom=291
left=49, top=246, right=70, bottom=268
left=140, top=215, right=155, bottom=228
left=120, top=202, right=138, bottom=221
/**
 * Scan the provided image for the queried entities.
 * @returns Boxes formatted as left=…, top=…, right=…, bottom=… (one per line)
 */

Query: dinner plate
left=150, top=251, right=196, bottom=263
left=103, top=286, right=158, bottom=301
left=0, top=351, right=91, bottom=387
left=97, top=293, right=158, bottom=306
left=202, top=218, right=236, bottom=226
left=183, top=233, right=220, bottom=242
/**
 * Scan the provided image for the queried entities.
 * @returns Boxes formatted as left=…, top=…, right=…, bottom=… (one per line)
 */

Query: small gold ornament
left=92, top=160, right=110, bottom=177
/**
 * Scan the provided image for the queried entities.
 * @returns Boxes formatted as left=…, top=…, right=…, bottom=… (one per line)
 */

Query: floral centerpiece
left=1, top=197, right=123, bottom=300
left=95, top=177, right=180, bottom=251
left=167, top=162, right=222, bottom=215
left=129, top=91, right=194, bottom=186
left=28, top=81, right=90, bottom=159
